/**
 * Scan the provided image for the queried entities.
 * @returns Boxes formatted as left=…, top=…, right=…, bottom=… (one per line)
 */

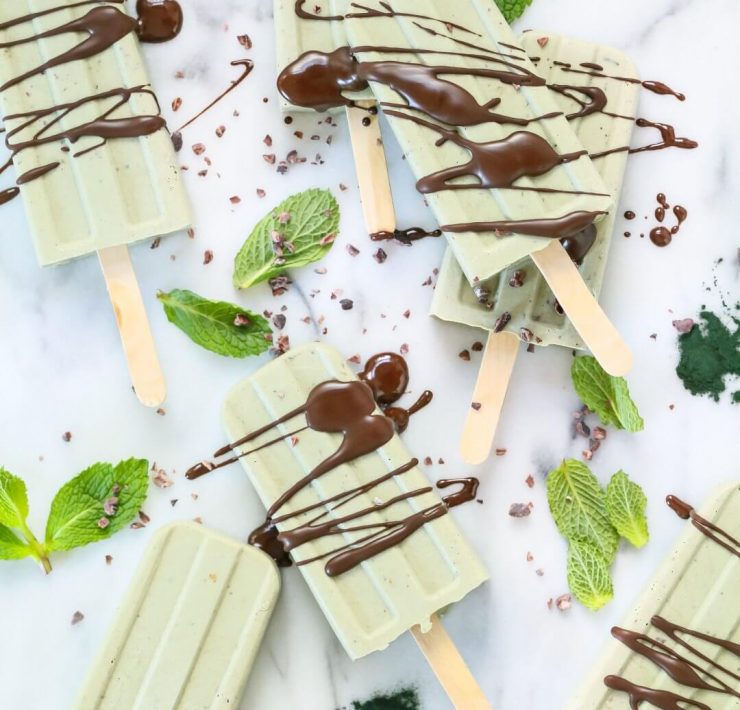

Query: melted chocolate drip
left=172, top=59, right=254, bottom=143
left=186, top=355, right=463, bottom=576
left=441, top=210, right=605, bottom=239
left=0, top=3, right=170, bottom=194
left=369, top=227, right=442, bottom=243
left=0, top=187, right=19, bottom=205
left=384, top=390, right=433, bottom=433
left=560, top=224, right=597, bottom=264
left=277, top=46, right=544, bottom=116
left=437, top=478, right=479, bottom=508
left=642, top=81, right=686, bottom=101
left=0, top=6, right=137, bottom=92
left=666, top=495, right=740, bottom=557
left=548, top=84, right=608, bottom=120
left=384, top=110, right=587, bottom=193
left=135, top=0, right=183, bottom=43
left=604, top=676, right=711, bottom=710
left=591, top=119, right=698, bottom=159
left=359, top=352, right=408, bottom=405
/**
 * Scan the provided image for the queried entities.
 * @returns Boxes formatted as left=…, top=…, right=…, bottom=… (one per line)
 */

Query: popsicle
left=75, top=522, right=280, bottom=709
left=0, top=1, right=191, bottom=406
left=187, top=341, right=491, bottom=708
left=430, top=33, right=641, bottom=463
left=274, top=0, right=395, bottom=234
left=569, top=482, right=740, bottom=709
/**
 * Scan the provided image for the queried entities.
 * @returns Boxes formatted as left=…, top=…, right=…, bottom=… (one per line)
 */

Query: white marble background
left=0, top=0, right=738, bottom=708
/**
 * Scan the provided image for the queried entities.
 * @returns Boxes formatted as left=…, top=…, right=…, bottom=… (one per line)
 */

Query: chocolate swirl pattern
left=186, top=353, right=461, bottom=577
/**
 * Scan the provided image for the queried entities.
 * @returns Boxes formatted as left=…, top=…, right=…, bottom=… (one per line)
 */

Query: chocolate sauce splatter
left=604, top=675, right=710, bottom=710
left=666, top=495, right=740, bottom=557
left=370, top=227, right=442, bottom=244
left=186, top=357, right=455, bottom=576
left=135, top=0, right=183, bottom=43
left=648, top=193, right=689, bottom=247
left=171, top=59, right=254, bottom=149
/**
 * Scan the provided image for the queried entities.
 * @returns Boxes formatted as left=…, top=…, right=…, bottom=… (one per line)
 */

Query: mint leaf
left=0, top=525, right=31, bottom=560
left=0, top=467, right=29, bottom=528
left=571, top=356, right=644, bottom=432
left=606, top=471, right=649, bottom=548
left=233, top=188, right=340, bottom=289
left=45, top=459, right=149, bottom=552
left=158, top=289, right=271, bottom=358
left=495, top=0, right=533, bottom=23
left=546, top=459, right=619, bottom=563
left=567, top=539, right=614, bottom=611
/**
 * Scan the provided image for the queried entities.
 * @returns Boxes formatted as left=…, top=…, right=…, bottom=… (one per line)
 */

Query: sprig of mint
left=233, top=188, right=340, bottom=289
left=158, top=289, right=272, bottom=358
left=495, top=0, right=533, bottom=23
left=571, top=356, right=644, bottom=432
left=547, top=460, right=649, bottom=610
left=606, top=471, right=649, bottom=548
left=0, top=459, right=148, bottom=573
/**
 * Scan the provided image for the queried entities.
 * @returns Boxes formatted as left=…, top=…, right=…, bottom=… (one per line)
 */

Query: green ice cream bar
left=274, top=0, right=373, bottom=111
left=0, top=1, right=190, bottom=266
left=345, top=2, right=613, bottom=283
left=75, top=522, right=280, bottom=710
left=432, top=33, right=640, bottom=349
left=569, top=482, right=740, bottom=709
left=221, top=342, right=488, bottom=660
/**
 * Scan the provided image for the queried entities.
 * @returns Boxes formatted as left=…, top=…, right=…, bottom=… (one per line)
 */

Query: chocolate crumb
left=592, top=426, right=607, bottom=441
left=237, top=33, right=252, bottom=49
left=672, top=318, right=695, bottom=334
left=152, top=468, right=174, bottom=488
left=424, top=457, right=433, bottom=466
left=347, top=354, right=362, bottom=364
left=71, top=611, right=85, bottom=625
left=493, top=312, right=511, bottom=333
left=263, top=134, right=272, bottom=147
left=192, top=142, right=205, bottom=155
left=256, top=188, right=266, bottom=198
left=272, top=313, right=287, bottom=330
left=402, top=309, right=411, bottom=319
left=171, top=97, right=182, bottom=112
left=346, top=244, right=360, bottom=256
left=373, top=248, right=387, bottom=263
left=400, top=343, right=409, bottom=355
left=525, top=474, right=534, bottom=488
left=105, top=555, right=113, bottom=566
left=229, top=195, right=241, bottom=204
left=535, top=568, right=544, bottom=576
left=555, top=594, right=572, bottom=611
left=526, top=551, right=534, bottom=561
left=471, top=402, right=482, bottom=411
left=215, top=125, right=226, bottom=138
left=508, top=270, right=526, bottom=288
left=459, top=349, right=471, bottom=361
left=203, top=250, right=213, bottom=265
left=171, top=131, right=183, bottom=151
left=340, top=299, right=354, bottom=311
left=62, top=431, right=72, bottom=442
left=495, top=448, right=507, bottom=456
left=508, top=503, right=531, bottom=518
left=150, top=237, right=161, bottom=249
left=471, top=341, right=484, bottom=352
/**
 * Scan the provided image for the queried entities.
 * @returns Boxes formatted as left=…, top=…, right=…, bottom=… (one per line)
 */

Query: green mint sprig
left=158, top=289, right=272, bottom=358
left=0, top=459, right=148, bottom=574
left=571, top=356, right=644, bottom=432
left=547, top=460, right=649, bottom=610
left=233, top=188, right=340, bottom=290
left=495, top=0, right=533, bottom=23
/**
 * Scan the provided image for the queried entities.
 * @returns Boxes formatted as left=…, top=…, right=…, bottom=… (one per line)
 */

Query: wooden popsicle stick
left=460, top=331, right=520, bottom=465
left=345, top=101, right=396, bottom=234
left=98, top=245, right=166, bottom=408
left=531, top=240, right=633, bottom=377
left=411, top=614, right=492, bottom=710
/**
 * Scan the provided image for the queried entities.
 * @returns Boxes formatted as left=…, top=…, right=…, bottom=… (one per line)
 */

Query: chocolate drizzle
left=170, top=59, right=254, bottom=149
left=0, top=2, right=171, bottom=196
left=442, top=210, right=606, bottom=239
left=187, top=354, right=456, bottom=575
left=666, top=495, right=740, bottom=558
left=604, top=494, right=740, bottom=706
left=370, top=226, right=442, bottom=243
left=0, top=6, right=137, bottom=92
left=135, top=0, right=183, bottom=43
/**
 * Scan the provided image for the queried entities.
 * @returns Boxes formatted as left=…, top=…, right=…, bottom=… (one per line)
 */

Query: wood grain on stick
left=532, top=240, right=633, bottom=376
left=411, top=614, right=492, bottom=709
left=98, top=245, right=166, bottom=408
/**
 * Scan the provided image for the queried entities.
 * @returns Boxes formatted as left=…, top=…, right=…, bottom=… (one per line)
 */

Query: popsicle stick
left=345, top=101, right=396, bottom=234
left=98, top=245, right=166, bottom=408
left=411, top=614, right=492, bottom=710
left=531, top=241, right=633, bottom=376
left=460, top=331, right=520, bottom=465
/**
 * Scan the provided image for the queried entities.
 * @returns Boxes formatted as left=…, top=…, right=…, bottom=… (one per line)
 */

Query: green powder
left=676, top=311, right=740, bottom=402
left=349, top=687, right=420, bottom=710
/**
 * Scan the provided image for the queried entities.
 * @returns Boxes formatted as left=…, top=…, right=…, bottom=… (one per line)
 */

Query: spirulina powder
left=350, top=687, right=420, bottom=710
left=676, top=311, right=740, bottom=402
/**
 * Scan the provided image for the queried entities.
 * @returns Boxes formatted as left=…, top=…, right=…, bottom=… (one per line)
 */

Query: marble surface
left=0, top=0, right=738, bottom=708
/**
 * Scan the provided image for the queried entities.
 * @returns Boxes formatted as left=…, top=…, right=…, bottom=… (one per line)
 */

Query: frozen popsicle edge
left=0, top=1, right=192, bottom=403
left=185, top=342, right=490, bottom=704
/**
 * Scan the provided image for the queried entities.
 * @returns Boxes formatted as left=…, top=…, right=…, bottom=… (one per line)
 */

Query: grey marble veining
left=0, top=1, right=738, bottom=708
